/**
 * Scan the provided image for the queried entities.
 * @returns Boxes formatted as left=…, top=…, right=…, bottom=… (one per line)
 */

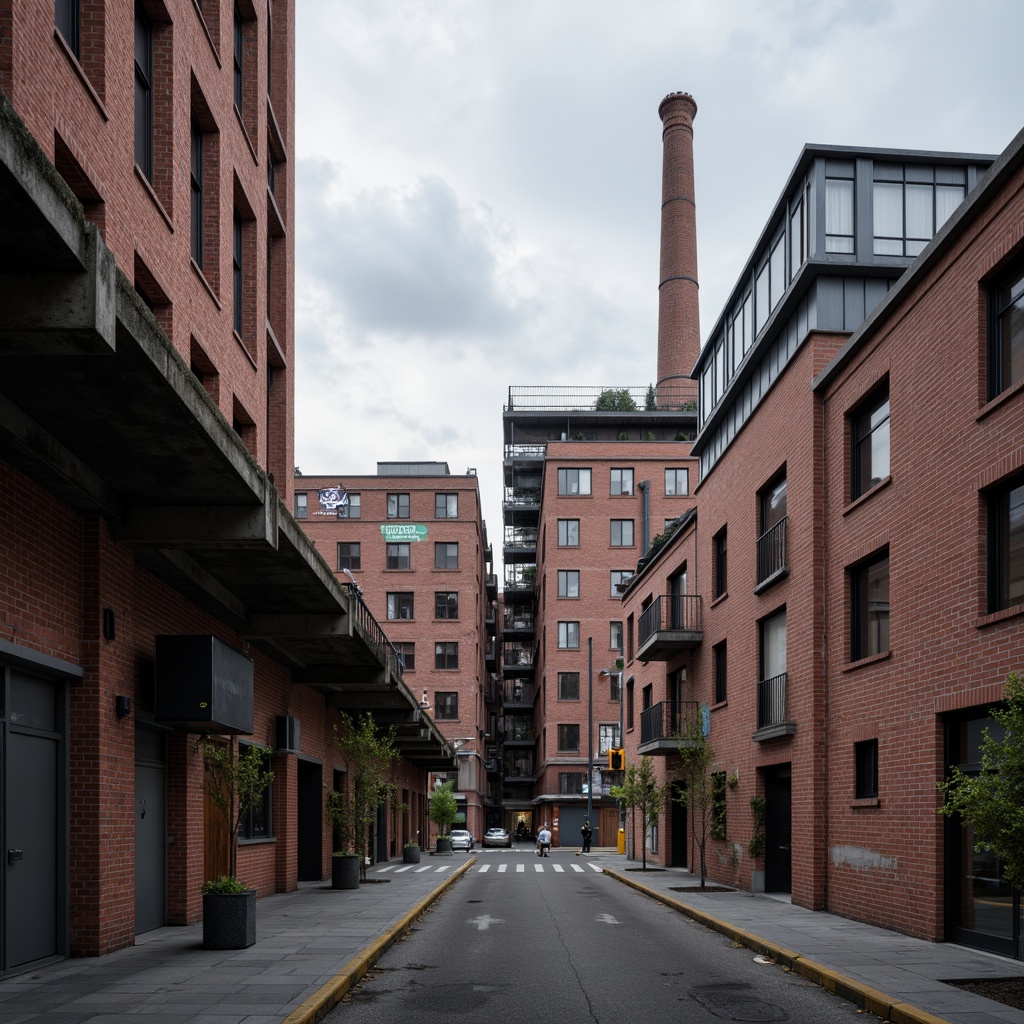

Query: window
left=134, top=3, right=153, bottom=180
left=665, top=468, right=689, bottom=496
left=557, top=672, right=580, bottom=701
left=610, top=570, right=631, bottom=598
left=714, top=641, right=727, bottom=704
left=850, top=551, right=890, bottom=660
left=434, top=642, right=458, bottom=670
left=850, top=384, right=890, bottom=499
left=232, top=211, right=243, bottom=335
left=713, top=526, right=727, bottom=599
left=711, top=772, right=727, bottom=840
left=557, top=724, right=580, bottom=753
left=435, top=692, right=458, bottom=720
left=760, top=609, right=787, bottom=681
left=435, top=591, right=458, bottom=619
left=757, top=474, right=788, bottom=585
left=294, top=493, right=307, bottom=519
left=988, top=258, right=1024, bottom=400
left=610, top=621, right=623, bottom=652
left=386, top=543, right=410, bottom=570
left=337, top=543, right=361, bottom=571
left=56, top=0, right=81, bottom=58
left=395, top=642, right=415, bottom=672
left=559, top=772, right=585, bottom=795
left=387, top=493, right=410, bottom=519
left=626, top=676, right=634, bottom=730
left=855, top=740, right=879, bottom=799
left=610, top=520, right=634, bottom=547
left=339, top=493, right=361, bottom=519
left=610, top=468, right=634, bottom=495
left=598, top=724, right=620, bottom=755
left=987, top=473, right=1024, bottom=613
left=790, top=190, right=807, bottom=279
left=557, top=570, right=580, bottom=599
left=190, top=120, right=204, bottom=265
left=386, top=592, right=414, bottom=620
left=435, top=493, right=458, bottom=518
left=435, top=542, right=459, bottom=569
left=557, top=622, right=580, bottom=649
left=238, top=744, right=273, bottom=839
left=233, top=4, right=244, bottom=109
left=873, top=163, right=965, bottom=258
left=558, top=468, right=592, bottom=495
left=558, top=519, right=580, bottom=546
left=825, top=160, right=855, bottom=255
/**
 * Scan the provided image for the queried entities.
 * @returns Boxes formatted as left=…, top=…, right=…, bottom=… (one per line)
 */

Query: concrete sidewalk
left=2, top=850, right=1024, bottom=1024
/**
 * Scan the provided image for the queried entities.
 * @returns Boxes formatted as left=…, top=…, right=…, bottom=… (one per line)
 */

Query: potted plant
left=749, top=795, right=767, bottom=893
left=430, top=781, right=458, bottom=853
left=403, top=837, right=421, bottom=864
left=198, top=738, right=274, bottom=949
left=329, top=712, right=400, bottom=885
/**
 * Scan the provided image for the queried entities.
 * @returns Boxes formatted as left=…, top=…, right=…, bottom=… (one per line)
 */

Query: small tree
left=938, top=671, right=1024, bottom=889
left=329, top=712, right=400, bottom=880
left=429, top=781, right=458, bottom=842
left=198, top=738, right=275, bottom=890
left=595, top=388, right=637, bottom=412
left=645, top=383, right=657, bottom=411
left=610, top=755, right=668, bottom=870
left=673, top=706, right=718, bottom=888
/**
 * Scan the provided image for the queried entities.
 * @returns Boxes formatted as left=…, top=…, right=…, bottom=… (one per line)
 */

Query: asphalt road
left=325, top=850, right=866, bottom=1024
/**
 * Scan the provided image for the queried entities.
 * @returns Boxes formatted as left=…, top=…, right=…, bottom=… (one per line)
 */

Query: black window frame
left=850, top=382, right=891, bottom=500
left=713, top=526, right=728, bottom=599
left=294, top=492, right=307, bottom=519
left=987, top=472, right=1024, bottom=614
left=557, top=672, right=580, bottom=701
left=434, top=542, right=459, bottom=570
left=557, top=519, right=580, bottom=546
left=665, top=468, right=689, bottom=496
left=434, top=591, right=459, bottom=620
left=337, top=542, right=361, bottom=572
left=232, top=211, right=243, bottom=335
left=557, top=621, right=580, bottom=650
left=988, top=257, right=1024, bottom=401
left=557, top=468, right=592, bottom=496
left=557, top=723, right=580, bottom=753
left=387, top=492, right=411, bottom=519
left=238, top=743, right=273, bottom=840
left=233, top=2, right=244, bottom=110
left=713, top=640, right=727, bottom=704
left=434, top=642, right=458, bottom=670
left=386, top=542, right=410, bottom=570
left=55, top=0, right=81, bottom=59
left=339, top=493, right=361, bottom=519
left=850, top=549, right=890, bottom=661
left=435, top=692, right=458, bottom=721
left=395, top=642, right=415, bottom=673
left=190, top=118, right=204, bottom=266
left=610, top=468, right=634, bottom=495
left=133, top=2, right=153, bottom=180
left=610, top=620, right=623, bottom=652
left=855, top=739, right=879, bottom=799
left=386, top=591, right=414, bottom=621
left=434, top=493, right=458, bottom=518
left=610, top=519, right=634, bottom=547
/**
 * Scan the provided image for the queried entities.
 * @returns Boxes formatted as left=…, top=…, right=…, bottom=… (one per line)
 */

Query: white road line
left=377, top=865, right=397, bottom=873
left=516, top=863, right=525, bottom=873
left=478, top=864, right=490, bottom=873
left=587, top=863, right=603, bottom=871
left=534, top=863, right=544, bottom=872
left=394, top=866, right=412, bottom=873
left=434, top=865, right=450, bottom=872
left=553, top=864, right=564, bottom=872
left=498, top=863, right=507, bottom=873
left=571, top=864, right=584, bottom=872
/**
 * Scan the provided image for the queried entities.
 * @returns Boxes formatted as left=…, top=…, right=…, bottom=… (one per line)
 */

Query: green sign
left=380, top=523, right=429, bottom=542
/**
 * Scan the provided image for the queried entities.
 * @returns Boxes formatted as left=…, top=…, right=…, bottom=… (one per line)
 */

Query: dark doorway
left=670, top=781, right=688, bottom=867
left=296, top=759, right=322, bottom=881
left=763, top=763, right=792, bottom=893
left=134, top=726, right=167, bottom=933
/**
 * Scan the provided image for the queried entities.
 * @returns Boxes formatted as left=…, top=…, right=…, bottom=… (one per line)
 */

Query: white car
left=450, top=829, right=475, bottom=851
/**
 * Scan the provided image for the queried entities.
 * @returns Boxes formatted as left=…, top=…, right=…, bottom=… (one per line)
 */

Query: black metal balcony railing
left=504, top=527, right=539, bottom=548
left=504, top=758, right=534, bottom=777
left=503, top=487, right=541, bottom=506
left=503, top=721, right=533, bottom=743
left=503, top=611, right=534, bottom=630
left=504, top=443, right=547, bottom=460
left=640, top=700, right=700, bottom=746
left=350, top=588, right=404, bottom=677
left=757, top=672, right=788, bottom=728
left=504, top=567, right=536, bottom=590
left=638, top=594, right=703, bottom=647
left=503, top=681, right=535, bottom=705
left=503, top=646, right=534, bottom=669
left=756, top=517, right=788, bottom=585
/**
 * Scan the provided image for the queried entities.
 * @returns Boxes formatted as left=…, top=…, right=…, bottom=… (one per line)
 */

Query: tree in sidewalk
left=673, top=705, right=719, bottom=889
left=327, top=712, right=401, bottom=881
left=429, top=781, right=458, bottom=844
left=198, top=738, right=275, bottom=892
left=610, top=755, right=669, bottom=871
left=938, top=671, right=1024, bottom=889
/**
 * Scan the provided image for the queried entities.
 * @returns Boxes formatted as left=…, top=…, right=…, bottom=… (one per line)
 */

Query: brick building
left=0, top=1, right=452, bottom=971
left=621, top=97, right=1024, bottom=957
left=293, top=465, right=496, bottom=841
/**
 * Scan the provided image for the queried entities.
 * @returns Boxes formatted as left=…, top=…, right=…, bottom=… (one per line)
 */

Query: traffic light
left=608, top=748, right=625, bottom=771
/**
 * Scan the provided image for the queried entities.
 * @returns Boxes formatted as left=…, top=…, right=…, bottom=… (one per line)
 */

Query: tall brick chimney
left=656, top=92, right=700, bottom=402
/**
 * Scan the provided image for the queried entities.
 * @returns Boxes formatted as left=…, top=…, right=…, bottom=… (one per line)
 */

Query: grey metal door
left=6, top=710, right=60, bottom=967
left=134, top=726, right=167, bottom=934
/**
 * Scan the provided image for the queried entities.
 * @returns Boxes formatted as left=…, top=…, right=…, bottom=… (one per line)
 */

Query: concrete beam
left=156, top=547, right=248, bottom=621
left=243, top=613, right=349, bottom=639
left=117, top=502, right=279, bottom=549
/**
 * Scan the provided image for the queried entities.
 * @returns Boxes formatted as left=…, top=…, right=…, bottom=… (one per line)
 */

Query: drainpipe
left=638, top=480, right=650, bottom=555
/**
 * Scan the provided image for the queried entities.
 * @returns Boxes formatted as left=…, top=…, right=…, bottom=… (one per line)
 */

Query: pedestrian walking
left=580, top=819, right=592, bottom=854
left=537, top=823, right=552, bottom=857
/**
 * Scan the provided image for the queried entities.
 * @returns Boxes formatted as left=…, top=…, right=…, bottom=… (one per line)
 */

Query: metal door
left=670, top=781, right=688, bottom=867
left=763, top=764, right=792, bottom=893
left=134, top=727, right=167, bottom=934
left=297, top=759, right=322, bottom=881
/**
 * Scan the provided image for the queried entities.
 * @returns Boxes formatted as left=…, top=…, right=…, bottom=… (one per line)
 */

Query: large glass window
left=989, top=259, right=1024, bottom=401
left=434, top=542, right=459, bottom=569
left=987, top=474, right=1024, bottom=613
left=339, top=493, right=361, bottom=518
left=386, top=592, right=414, bottom=620
left=435, top=493, right=458, bottom=518
left=434, top=642, right=458, bottom=670
left=387, top=493, right=410, bottom=519
left=610, top=520, right=634, bottom=547
left=435, top=591, right=458, bottom=619
left=557, top=622, right=580, bottom=649
left=238, top=744, right=272, bottom=839
left=386, top=543, right=410, bottom=570
left=558, top=519, right=580, bottom=546
left=435, top=692, right=458, bottom=720
left=610, top=570, right=631, bottom=597
left=558, top=672, right=580, bottom=701
left=133, top=3, right=153, bottom=179
left=558, top=468, right=592, bottom=495
left=557, top=570, right=580, bottom=599
left=665, top=468, right=689, bottom=496
left=557, top=724, right=580, bottom=752
left=610, top=468, right=634, bottom=495
left=337, top=543, right=360, bottom=571
left=873, top=163, right=965, bottom=257
left=760, top=609, right=787, bottom=681
left=825, top=160, right=855, bottom=254
left=851, top=383, right=890, bottom=499
left=850, top=551, right=890, bottom=660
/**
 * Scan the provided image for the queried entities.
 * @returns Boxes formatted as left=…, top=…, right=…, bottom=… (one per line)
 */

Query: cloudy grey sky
left=294, top=0, right=1024, bottom=565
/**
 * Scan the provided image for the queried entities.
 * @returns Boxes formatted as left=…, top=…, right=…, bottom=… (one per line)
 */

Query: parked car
left=483, top=827, right=512, bottom=848
left=450, top=829, right=475, bottom=851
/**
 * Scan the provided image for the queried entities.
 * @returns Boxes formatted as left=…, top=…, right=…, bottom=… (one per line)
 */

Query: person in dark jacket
left=580, top=819, right=593, bottom=853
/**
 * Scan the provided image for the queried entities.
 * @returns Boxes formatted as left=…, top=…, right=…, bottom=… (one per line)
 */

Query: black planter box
left=203, top=890, right=256, bottom=949
left=332, top=855, right=360, bottom=889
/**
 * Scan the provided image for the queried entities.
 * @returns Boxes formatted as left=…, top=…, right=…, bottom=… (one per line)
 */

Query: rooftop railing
left=506, top=383, right=698, bottom=412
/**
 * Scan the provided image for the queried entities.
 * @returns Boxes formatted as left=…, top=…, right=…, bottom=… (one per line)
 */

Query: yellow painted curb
left=281, top=858, right=475, bottom=1024
left=601, top=868, right=952, bottom=1024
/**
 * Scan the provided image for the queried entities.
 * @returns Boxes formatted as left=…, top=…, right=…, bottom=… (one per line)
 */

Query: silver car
left=450, top=829, right=475, bottom=851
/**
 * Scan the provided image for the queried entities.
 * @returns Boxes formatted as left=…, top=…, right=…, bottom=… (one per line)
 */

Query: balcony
left=503, top=644, right=534, bottom=674
left=503, top=680, right=535, bottom=708
left=755, top=517, right=789, bottom=591
left=504, top=565, right=536, bottom=598
left=503, top=718, right=534, bottom=745
left=503, top=610, right=535, bottom=636
left=485, top=638, right=496, bottom=669
left=486, top=573, right=498, bottom=599
left=753, top=672, right=796, bottom=741
left=638, top=700, right=699, bottom=755
left=503, top=756, right=534, bottom=781
left=636, top=595, right=703, bottom=661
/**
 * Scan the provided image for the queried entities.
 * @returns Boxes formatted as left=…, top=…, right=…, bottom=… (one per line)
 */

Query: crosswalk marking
left=472, top=860, right=604, bottom=875
left=394, top=866, right=412, bottom=873
left=498, top=863, right=507, bottom=873
left=571, top=864, right=584, bottom=872
left=478, top=864, right=491, bottom=873
left=553, top=864, right=564, bottom=872
left=534, top=863, right=544, bottom=872
left=516, top=863, right=525, bottom=873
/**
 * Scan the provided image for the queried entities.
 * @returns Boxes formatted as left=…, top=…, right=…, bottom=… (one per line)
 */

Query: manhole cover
left=689, top=984, right=787, bottom=1021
